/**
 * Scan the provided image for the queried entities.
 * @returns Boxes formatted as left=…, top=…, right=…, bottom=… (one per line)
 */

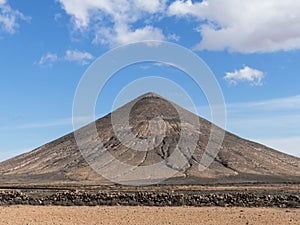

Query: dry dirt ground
left=0, top=206, right=298, bottom=225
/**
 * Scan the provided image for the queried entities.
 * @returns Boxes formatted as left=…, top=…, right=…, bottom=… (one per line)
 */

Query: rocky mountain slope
left=0, top=93, right=299, bottom=185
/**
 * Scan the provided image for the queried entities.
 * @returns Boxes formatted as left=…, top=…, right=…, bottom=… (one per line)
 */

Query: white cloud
left=134, top=0, right=165, bottom=13
left=167, top=33, right=180, bottom=42
left=168, top=0, right=208, bottom=18
left=65, top=49, right=94, bottom=65
left=0, top=1, right=29, bottom=34
left=37, top=50, right=94, bottom=66
left=58, top=0, right=167, bottom=28
left=93, top=24, right=165, bottom=47
left=58, top=0, right=300, bottom=52
left=37, top=53, right=58, bottom=67
left=58, top=0, right=168, bottom=47
left=224, top=66, right=264, bottom=86
left=168, top=0, right=300, bottom=53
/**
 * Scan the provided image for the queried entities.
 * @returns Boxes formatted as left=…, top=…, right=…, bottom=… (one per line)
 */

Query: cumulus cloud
left=37, top=53, right=58, bottom=67
left=93, top=24, right=165, bottom=46
left=58, top=0, right=167, bottom=28
left=0, top=0, right=29, bottom=34
left=224, top=66, right=264, bottom=86
left=58, top=0, right=168, bottom=47
left=58, top=0, right=300, bottom=52
left=168, top=0, right=208, bottom=18
left=169, top=0, right=300, bottom=53
left=64, top=49, right=94, bottom=65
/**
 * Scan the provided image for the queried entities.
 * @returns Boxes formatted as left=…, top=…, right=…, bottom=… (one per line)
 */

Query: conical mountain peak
left=114, top=92, right=183, bottom=122
left=0, top=91, right=299, bottom=185
left=138, top=92, right=166, bottom=100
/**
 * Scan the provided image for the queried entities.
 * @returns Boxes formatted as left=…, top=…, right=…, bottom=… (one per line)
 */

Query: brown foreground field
left=0, top=206, right=298, bottom=225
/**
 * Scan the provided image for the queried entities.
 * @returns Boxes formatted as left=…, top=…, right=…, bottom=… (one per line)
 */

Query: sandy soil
left=0, top=206, right=298, bottom=225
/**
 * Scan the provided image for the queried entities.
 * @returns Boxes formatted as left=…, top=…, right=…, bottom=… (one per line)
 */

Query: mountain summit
left=0, top=93, right=299, bottom=185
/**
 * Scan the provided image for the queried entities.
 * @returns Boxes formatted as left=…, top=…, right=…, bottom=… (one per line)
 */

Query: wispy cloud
left=228, top=95, right=300, bottom=112
left=224, top=66, right=264, bottom=86
left=167, top=33, right=180, bottom=42
left=152, top=62, right=187, bottom=72
left=17, top=118, right=72, bottom=129
left=36, top=50, right=94, bottom=67
left=64, top=49, right=94, bottom=65
left=224, top=94, right=300, bottom=156
left=0, top=0, right=30, bottom=34
left=191, top=94, right=300, bottom=157
left=0, top=115, right=96, bottom=130
left=37, top=52, right=58, bottom=67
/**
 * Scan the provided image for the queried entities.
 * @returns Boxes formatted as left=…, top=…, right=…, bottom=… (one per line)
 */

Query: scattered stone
left=0, top=190, right=299, bottom=208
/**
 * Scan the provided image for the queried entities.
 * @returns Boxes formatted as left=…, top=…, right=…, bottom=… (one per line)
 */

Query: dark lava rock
left=0, top=190, right=299, bottom=208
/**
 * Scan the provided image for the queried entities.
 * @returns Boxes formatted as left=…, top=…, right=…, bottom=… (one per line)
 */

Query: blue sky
left=0, top=0, right=299, bottom=160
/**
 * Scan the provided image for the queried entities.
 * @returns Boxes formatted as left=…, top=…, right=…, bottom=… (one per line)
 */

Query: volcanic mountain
left=0, top=93, right=299, bottom=185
